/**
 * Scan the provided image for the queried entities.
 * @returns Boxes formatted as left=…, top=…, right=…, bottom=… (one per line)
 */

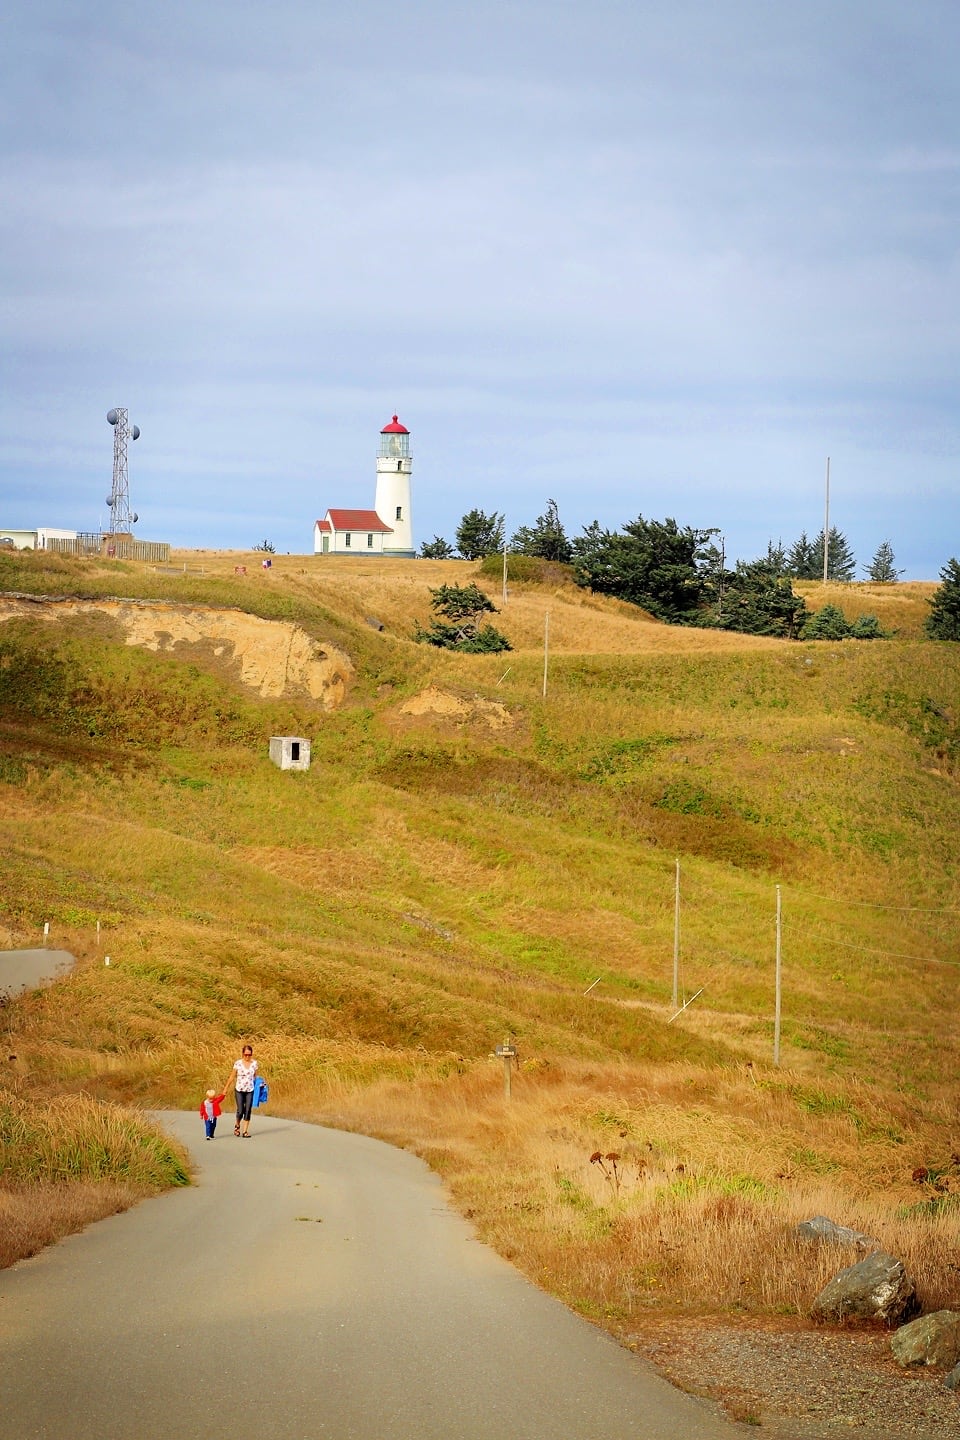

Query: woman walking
left=225, top=1043, right=260, bottom=1138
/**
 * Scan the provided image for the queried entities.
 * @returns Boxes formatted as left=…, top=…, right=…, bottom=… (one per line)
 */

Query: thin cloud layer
left=1, top=1, right=957, bottom=576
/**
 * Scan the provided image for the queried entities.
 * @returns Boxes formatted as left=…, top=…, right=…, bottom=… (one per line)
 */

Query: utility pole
left=502, top=538, right=508, bottom=606
left=542, top=610, right=550, bottom=698
left=718, top=535, right=725, bottom=619
left=822, top=457, right=830, bottom=583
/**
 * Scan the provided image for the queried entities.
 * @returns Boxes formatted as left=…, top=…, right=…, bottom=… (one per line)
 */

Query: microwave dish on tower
left=105, top=407, right=141, bottom=531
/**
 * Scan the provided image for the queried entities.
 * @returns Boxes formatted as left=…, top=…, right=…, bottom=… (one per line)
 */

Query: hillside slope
left=1, top=546, right=958, bottom=1340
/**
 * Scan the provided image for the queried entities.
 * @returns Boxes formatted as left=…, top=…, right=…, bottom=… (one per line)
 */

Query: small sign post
left=494, top=1039, right=518, bottom=1100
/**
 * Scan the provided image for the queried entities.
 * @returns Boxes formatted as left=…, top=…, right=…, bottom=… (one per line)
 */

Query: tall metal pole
left=718, top=536, right=725, bottom=619
left=502, top=538, right=508, bottom=606
left=672, top=858, right=680, bottom=1008
left=542, top=610, right=550, bottom=698
left=774, top=884, right=782, bottom=1066
left=822, top=457, right=830, bottom=583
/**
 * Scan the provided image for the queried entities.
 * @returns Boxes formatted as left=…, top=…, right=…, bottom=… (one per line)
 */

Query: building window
left=395, top=505, right=403, bottom=520
left=397, top=460, right=402, bottom=471
left=367, top=533, right=374, bottom=548
left=345, top=533, right=352, bottom=548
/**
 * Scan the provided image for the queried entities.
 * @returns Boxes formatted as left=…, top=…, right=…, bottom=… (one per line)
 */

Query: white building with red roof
left=314, top=415, right=415, bottom=557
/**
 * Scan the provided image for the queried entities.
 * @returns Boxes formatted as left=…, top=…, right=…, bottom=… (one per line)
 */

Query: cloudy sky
left=1, top=1, right=957, bottom=576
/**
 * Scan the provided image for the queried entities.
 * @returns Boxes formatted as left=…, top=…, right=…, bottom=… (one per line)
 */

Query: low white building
left=314, top=508, right=394, bottom=556
left=0, top=527, right=78, bottom=550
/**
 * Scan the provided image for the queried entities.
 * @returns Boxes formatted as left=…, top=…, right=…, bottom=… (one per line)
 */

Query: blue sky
left=1, top=1, right=957, bottom=576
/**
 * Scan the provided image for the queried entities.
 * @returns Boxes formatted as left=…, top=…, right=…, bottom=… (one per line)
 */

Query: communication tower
left=105, top=407, right=141, bottom=534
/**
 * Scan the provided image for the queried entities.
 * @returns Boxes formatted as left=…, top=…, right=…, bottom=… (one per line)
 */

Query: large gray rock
left=796, top=1215, right=878, bottom=1251
left=811, top=1250, right=917, bottom=1326
left=891, top=1311, right=960, bottom=1368
left=945, top=1363, right=960, bottom=1391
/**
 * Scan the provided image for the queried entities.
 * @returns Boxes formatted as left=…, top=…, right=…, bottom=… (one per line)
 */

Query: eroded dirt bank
left=0, top=595, right=354, bottom=707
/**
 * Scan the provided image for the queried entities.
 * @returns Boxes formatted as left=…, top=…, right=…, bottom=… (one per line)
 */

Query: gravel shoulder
left=627, top=1315, right=960, bottom=1438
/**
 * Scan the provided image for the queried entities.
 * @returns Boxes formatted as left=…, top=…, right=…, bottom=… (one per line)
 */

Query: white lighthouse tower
left=375, top=415, right=415, bottom=558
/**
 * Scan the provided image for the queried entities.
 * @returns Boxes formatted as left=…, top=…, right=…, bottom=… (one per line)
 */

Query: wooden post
left=542, top=611, right=550, bottom=698
left=672, top=858, right=680, bottom=1008
left=496, top=1039, right=517, bottom=1100
left=774, top=885, right=782, bottom=1066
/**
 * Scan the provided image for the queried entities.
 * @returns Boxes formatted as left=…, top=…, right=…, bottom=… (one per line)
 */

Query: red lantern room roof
left=381, top=414, right=409, bottom=434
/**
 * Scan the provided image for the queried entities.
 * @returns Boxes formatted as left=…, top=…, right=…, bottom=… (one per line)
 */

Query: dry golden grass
left=0, top=1181, right=153, bottom=1268
left=282, top=1058, right=960, bottom=1320
left=796, top=581, right=935, bottom=639
left=171, top=549, right=792, bottom=655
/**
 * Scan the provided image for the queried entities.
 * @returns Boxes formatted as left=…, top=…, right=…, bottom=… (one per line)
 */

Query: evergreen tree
left=455, top=509, right=505, bottom=560
left=811, top=528, right=856, bottom=582
left=419, top=535, right=454, bottom=558
left=849, top=614, right=886, bottom=639
left=865, top=540, right=904, bottom=583
left=414, top=582, right=511, bottom=653
left=926, top=558, right=960, bottom=640
left=510, top=499, right=572, bottom=563
left=763, top=539, right=787, bottom=575
left=786, top=531, right=818, bottom=579
left=802, top=603, right=851, bottom=640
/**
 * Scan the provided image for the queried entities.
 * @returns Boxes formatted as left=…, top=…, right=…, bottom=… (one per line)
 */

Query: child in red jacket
left=199, top=1089, right=226, bottom=1140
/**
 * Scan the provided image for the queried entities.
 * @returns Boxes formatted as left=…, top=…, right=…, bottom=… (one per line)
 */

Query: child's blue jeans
left=204, top=1118, right=216, bottom=1139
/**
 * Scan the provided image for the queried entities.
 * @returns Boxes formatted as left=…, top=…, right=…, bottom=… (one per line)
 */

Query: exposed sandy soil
left=0, top=595, right=354, bottom=708
left=395, top=685, right=513, bottom=730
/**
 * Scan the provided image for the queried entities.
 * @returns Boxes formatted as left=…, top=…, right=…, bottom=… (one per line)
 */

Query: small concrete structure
left=269, top=736, right=311, bottom=771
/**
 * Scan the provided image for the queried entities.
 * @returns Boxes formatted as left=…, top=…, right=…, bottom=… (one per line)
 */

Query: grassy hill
left=1, top=545, right=958, bottom=1325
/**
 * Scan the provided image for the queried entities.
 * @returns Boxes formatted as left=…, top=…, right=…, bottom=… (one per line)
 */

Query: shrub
left=413, top=582, right=511, bottom=653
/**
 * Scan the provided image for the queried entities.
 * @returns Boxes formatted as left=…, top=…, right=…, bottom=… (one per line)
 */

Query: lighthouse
left=375, top=415, right=415, bottom=558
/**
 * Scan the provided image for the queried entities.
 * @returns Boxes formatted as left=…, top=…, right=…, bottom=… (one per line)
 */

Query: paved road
left=0, top=948, right=74, bottom=1001
left=0, top=1112, right=745, bottom=1440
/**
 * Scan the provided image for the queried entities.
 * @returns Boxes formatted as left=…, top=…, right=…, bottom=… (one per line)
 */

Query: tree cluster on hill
left=773, top=528, right=858, bottom=582
left=430, top=499, right=923, bottom=641
left=567, top=515, right=893, bottom=640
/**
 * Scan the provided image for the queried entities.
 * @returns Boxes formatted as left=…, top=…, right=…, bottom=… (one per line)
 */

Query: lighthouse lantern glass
left=378, top=431, right=409, bottom=460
